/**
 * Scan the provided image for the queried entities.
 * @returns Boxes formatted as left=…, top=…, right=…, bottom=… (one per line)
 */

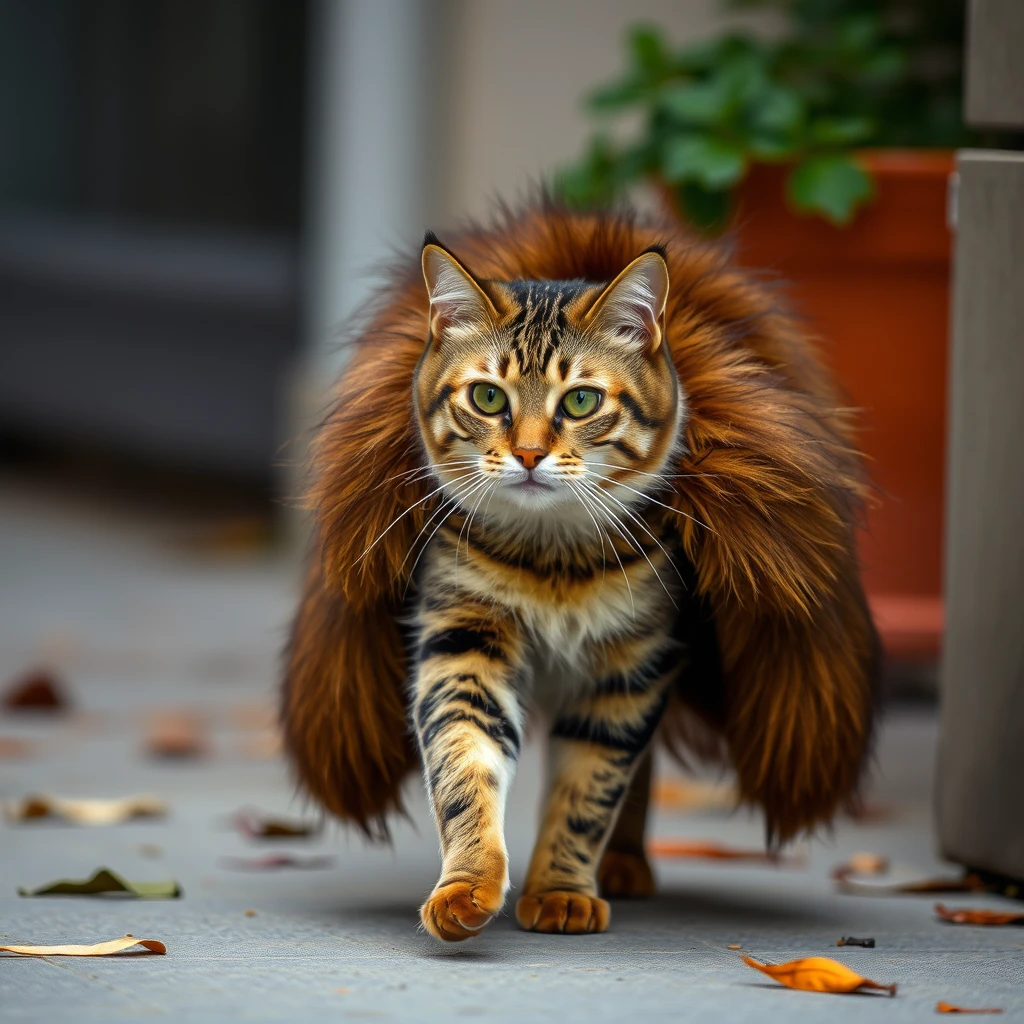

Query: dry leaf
left=837, top=936, right=875, bottom=947
left=835, top=866, right=988, bottom=896
left=233, top=808, right=320, bottom=839
left=18, top=867, right=181, bottom=899
left=145, top=711, right=207, bottom=759
left=0, top=934, right=166, bottom=957
left=742, top=956, right=896, bottom=996
left=244, top=909, right=256, bottom=917
left=3, top=669, right=69, bottom=712
left=936, top=1003, right=1003, bottom=1014
left=651, top=778, right=737, bottom=812
left=831, top=852, right=889, bottom=880
left=219, top=854, right=334, bottom=871
left=5, top=793, right=167, bottom=826
left=648, top=840, right=797, bottom=865
left=727, top=944, right=742, bottom=950
left=935, top=904, right=1024, bottom=926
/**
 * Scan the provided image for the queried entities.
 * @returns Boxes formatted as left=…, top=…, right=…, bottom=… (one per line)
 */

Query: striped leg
left=516, top=668, right=670, bottom=934
left=413, top=600, right=526, bottom=942
left=597, top=749, right=656, bottom=898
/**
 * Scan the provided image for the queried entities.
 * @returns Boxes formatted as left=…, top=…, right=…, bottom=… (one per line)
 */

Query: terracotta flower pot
left=674, top=150, right=954, bottom=658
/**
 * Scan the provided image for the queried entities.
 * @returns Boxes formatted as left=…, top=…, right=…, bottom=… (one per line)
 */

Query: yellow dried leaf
left=0, top=934, right=166, bottom=957
left=936, top=1002, right=1003, bottom=1014
left=5, top=793, right=167, bottom=825
left=742, top=956, right=897, bottom=996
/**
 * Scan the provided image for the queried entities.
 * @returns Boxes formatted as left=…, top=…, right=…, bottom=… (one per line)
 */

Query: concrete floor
left=2, top=482, right=1023, bottom=1022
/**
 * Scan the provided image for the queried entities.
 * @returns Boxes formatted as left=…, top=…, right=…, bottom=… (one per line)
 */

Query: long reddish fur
left=281, top=201, right=879, bottom=844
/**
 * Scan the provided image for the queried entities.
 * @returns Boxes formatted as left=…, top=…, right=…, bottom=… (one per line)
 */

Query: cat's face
left=414, top=243, right=683, bottom=530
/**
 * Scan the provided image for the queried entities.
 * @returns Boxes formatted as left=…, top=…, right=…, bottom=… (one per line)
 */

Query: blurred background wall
left=0, top=0, right=769, bottom=502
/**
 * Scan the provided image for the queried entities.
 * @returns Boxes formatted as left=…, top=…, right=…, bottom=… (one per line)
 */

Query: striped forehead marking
left=501, top=279, right=590, bottom=376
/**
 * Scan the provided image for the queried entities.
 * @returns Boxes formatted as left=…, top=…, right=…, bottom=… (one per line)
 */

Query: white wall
left=440, top=0, right=777, bottom=223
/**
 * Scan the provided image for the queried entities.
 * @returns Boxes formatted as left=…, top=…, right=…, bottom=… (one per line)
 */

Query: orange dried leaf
left=935, top=904, right=1024, bottom=926
left=651, top=778, right=737, bottom=812
left=742, top=956, right=897, bottom=996
left=936, top=1002, right=1003, bottom=1014
left=649, top=839, right=794, bottom=864
left=831, top=851, right=889, bottom=880
left=0, top=934, right=166, bottom=957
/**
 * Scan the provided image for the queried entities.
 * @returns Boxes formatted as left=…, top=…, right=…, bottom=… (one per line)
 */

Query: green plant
left=559, top=0, right=979, bottom=232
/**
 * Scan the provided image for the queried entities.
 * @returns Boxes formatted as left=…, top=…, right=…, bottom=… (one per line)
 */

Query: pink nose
left=512, top=447, right=547, bottom=470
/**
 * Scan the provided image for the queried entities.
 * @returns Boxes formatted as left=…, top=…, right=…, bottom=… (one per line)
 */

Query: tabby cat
left=282, top=205, right=878, bottom=944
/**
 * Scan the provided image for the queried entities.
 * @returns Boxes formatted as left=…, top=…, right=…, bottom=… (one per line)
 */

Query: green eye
left=562, top=388, right=601, bottom=419
left=470, top=382, right=508, bottom=415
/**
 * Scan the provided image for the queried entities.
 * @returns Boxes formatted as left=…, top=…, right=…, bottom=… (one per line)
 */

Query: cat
left=282, top=202, right=878, bottom=943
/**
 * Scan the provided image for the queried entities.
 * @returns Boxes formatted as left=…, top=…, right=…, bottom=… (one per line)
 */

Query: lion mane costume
left=281, top=201, right=879, bottom=846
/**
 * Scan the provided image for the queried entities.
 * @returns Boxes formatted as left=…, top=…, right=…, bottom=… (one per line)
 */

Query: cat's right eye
left=469, top=383, right=508, bottom=415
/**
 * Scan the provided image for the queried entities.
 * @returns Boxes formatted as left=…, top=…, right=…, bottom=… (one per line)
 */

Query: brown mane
left=281, top=201, right=878, bottom=844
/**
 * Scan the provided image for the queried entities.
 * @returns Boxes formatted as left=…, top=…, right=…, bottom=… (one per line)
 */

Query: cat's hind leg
left=413, top=597, right=527, bottom=942
left=597, top=748, right=656, bottom=898
left=516, top=660, right=671, bottom=934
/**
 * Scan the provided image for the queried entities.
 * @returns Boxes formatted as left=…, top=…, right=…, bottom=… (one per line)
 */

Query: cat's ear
left=583, top=247, right=670, bottom=353
left=421, top=235, right=498, bottom=341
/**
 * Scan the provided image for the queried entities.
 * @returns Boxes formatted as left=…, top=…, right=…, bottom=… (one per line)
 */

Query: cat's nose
left=512, top=447, right=547, bottom=471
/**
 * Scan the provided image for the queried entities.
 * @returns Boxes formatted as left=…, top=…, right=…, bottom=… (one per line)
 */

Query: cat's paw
left=597, top=849, right=656, bottom=898
left=420, top=878, right=505, bottom=942
left=515, top=891, right=610, bottom=934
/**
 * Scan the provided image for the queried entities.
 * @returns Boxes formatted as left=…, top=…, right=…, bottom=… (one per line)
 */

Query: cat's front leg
left=516, top=667, right=671, bottom=934
left=413, top=597, right=527, bottom=942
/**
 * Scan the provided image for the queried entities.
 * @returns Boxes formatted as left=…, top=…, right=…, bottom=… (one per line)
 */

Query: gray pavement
left=2, top=482, right=1022, bottom=1022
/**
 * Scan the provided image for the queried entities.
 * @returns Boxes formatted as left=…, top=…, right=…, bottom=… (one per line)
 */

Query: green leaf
left=662, top=135, right=747, bottom=190
left=675, top=182, right=732, bottom=235
left=660, top=79, right=733, bottom=125
left=786, top=154, right=875, bottom=226
left=629, top=25, right=669, bottom=77
left=586, top=78, right=649, bottom=112
left=809, top=116, right=875, bottom=146
left=749, top=85, right=805, bottom=137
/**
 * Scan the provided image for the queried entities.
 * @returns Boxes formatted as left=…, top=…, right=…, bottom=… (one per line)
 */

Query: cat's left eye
left=561, top=388, right=602, bottom=419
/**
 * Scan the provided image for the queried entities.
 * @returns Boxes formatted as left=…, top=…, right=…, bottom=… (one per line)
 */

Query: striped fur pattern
left=281, top=201, right=879, bottom=943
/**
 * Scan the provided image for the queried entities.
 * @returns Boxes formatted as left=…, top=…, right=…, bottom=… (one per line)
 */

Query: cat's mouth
left=514, top=478, right=552, bottom=490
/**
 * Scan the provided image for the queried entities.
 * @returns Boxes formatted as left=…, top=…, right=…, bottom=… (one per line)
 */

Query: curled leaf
left=145, top=711, right=207, bottom=759
left=18, top=867, right=181, bottom=899
left=5, top=793, right=167, bottom=826
left=0, top=934, right=166, bottom=957
left=233, top=808, right=321, bottom=839
left=935, top=904, right=1024, bottom=926
left=3, top=669, right=69, bottom=712
left=831, top=851, right=888, bottom=880
left=742, top=955, right=896, bottom=996
left=835, top=863, right=988, bottom=896
left=936, top=1003, right=1003, bottom=1014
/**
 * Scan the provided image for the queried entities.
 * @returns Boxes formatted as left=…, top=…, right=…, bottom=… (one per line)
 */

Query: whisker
left=570, top=481, right=634, bottom=615
left=403, top=475, right=490, bottom=594
left=353, top=468, right=480, bottom=565
left=582, top=483, right=677, bottom=608
left=583, top=480, right=685, bottom=589
left=586, top=471, right=716, bottom=534
left=565, top=479, right=608, bottom=583
left=382, top=459, right=481, bottom=487
left=455, top=478, right=497, bottom=584
left=581, top=460, right=715, bottom=482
